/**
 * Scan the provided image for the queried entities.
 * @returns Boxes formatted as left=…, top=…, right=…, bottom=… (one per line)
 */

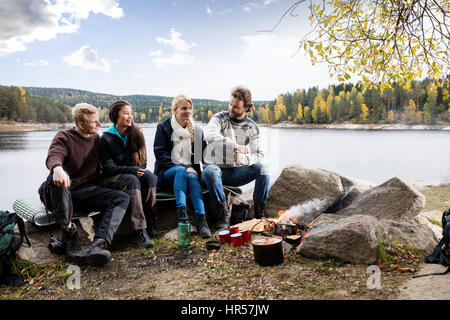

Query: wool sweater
left=203, top=111, right=264, bottom=168
left=45, top=128, right=101, bottom=190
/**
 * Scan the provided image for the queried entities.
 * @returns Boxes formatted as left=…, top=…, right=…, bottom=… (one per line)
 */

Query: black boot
left=216, top=202, right=230, bottom=229
left=62, top=225, right=112, bottom=267
left=254, top=202, right=267, bottom=219
left=146, top=215, right=159, bottom=238
left=177, top=206, right=189, bottom=222
left=196, top=214, right=211, bottom=238
left=69, top=238, right=112, bottom=267
left=135, top=229, right=155, bottom=248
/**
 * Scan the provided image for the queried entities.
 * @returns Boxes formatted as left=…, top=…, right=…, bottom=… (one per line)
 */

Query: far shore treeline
left=0, top=79, right=449, bottom=125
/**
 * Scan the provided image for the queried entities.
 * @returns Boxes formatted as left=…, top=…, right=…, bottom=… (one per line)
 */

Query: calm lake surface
left=0, top=125, right=449, bottom=211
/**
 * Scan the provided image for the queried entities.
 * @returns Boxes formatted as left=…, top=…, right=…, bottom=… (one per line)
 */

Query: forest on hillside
left=0, top=79, right=449, bottom=125
left=253, top=79, right=449, bottom=125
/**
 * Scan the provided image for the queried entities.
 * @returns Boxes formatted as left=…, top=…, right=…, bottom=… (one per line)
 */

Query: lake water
left=0, top=125, right=449, bottom=211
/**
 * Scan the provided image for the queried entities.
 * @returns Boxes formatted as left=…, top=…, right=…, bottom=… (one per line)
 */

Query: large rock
left=267, top=165, right=344, bottom=218
left=335, top=177, right=426, bottom=222
left=325, top=174, right=374, bottom=212
left=376, top=220, right=439, bottom=254
left=12, top=218, right=94, bottom=265
left=415, top=211, right=443, bottom=241
left=298, top=215, right=379, bottom=264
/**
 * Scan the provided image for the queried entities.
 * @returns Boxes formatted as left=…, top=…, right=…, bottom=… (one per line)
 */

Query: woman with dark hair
left=153, top=95, right=211, bottom=238
left=100, top=100, right=158, bottom=248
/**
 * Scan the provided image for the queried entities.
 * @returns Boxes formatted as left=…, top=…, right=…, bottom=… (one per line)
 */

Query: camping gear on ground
left=0, top=210, right=31, bottom=286
left=229, top=226, right=240, bottom=235
left=205, top=240, right=221, bottom=250
left=252, top=237, right=284, bottom=266
left=241, top=229, right=251, bottom=243
left=218, top=230, right=231, bottom=244
left=230, top=232, right=243, bottom=247
left=13, top=198, right=100, bottom=227
left=261, top=232, right=303, bottom=246
left=48, top=234, right=65, bottom=255
left=413, top=208, right=450, bottom=278
left=230, top=204, right=249, bottom=226
left=177, top=221, right=191, bottom=248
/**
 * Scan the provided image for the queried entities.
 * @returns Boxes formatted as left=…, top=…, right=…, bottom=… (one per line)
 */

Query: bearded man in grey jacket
left=202, top=86, right=270, bottom=229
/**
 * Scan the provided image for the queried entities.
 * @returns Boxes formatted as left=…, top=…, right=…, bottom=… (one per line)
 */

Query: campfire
left=263, top=210, right=311, bottom=237
left=248, top=209, right=314, bottom=247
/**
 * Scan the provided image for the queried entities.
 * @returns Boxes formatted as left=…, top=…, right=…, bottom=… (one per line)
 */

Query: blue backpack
left=0, top=210, right=31, bottom=286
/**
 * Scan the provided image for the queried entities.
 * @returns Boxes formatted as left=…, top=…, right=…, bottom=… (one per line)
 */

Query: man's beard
left=229, top=111, right=245, bottom=119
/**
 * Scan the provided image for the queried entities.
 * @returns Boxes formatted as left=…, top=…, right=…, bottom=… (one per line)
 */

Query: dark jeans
left=100, top=170, right=157, bottom=230
left=39, top=174, right=130, bottom=245
left=201, top=162, right=270, bottom=205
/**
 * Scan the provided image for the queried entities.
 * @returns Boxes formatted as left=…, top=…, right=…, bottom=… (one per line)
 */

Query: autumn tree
left=295, top=103, right=304, bottom=123
left=360, top=103, right=369, bottom=122
left=267, top=1, right=449, bottom=90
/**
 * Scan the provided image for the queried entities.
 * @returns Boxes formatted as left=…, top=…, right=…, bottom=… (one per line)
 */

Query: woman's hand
left=137, top=168, right=146, bottom=178
left=186, top=167, right=198, bottom=176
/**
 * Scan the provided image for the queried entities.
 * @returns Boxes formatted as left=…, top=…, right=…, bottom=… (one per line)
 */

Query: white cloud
left=152, top=53, right=199, bottom=68
left=63, top=45, right=111, bottom=72
left=155, top=29, right=196, bottom=53
left=241, top=2, right=260, bottom=13
left=0, top=0, right=124, bottom=56
left=152, top=29, right=199, bottom=68
left=24, top=59, right=49, bottom=66
left=205, top=6, right=232, bottom=16
left=150, top=50, right=163, bottom=57
left=263, top=0, right=279, bottom=6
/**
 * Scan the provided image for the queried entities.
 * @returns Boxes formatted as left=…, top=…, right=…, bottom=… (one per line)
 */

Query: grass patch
left=376, top=229, right=392, bottom=264
left=429, top=218, right=443, bottom=228
left=302, top=284, right=325, bottom=294
left=314, top=258, right=345, bottom=273
left=421, top=185, right=450, bottom=212
left=9, top=257, right=56, bottom=279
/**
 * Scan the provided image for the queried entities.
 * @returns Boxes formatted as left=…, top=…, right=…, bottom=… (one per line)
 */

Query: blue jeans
left=162, top=166, right=205, bottom=215
left=201, top=163, right=270, bottom=205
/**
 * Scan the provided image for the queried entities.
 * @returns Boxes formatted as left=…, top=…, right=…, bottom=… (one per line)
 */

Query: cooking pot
left=252, top=237, right=284, bottom=266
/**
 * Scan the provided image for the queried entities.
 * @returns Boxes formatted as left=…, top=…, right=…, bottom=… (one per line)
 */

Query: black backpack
left=413, top=208, right=450, bottom=278
left=0, top=210, right=31, bottom=286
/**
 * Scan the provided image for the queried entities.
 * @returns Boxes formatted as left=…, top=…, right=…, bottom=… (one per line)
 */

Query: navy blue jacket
left=153, top=117, right=207, bottom=187
left=100, top=130, right=146, bottom=178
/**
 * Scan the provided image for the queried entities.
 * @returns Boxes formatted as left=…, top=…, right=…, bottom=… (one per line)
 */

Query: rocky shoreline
left=263, top=122, right=450, bottom=130
left=1, top=121, right=450, bottom=133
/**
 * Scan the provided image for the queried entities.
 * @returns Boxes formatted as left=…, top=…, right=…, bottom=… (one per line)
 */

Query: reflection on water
left=0, top=127, right=449, bottom=211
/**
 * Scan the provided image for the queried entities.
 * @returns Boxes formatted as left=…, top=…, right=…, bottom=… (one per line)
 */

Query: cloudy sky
left=0, top=0, right=334, bottom=101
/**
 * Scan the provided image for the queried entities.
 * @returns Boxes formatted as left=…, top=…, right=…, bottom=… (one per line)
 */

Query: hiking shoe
left=146, top=219, right=159, bottom=238
left=135, top=229, right=155, bottom=248
left=67, top=237, right=111, bottom=267
left=196, top=214, right=211, bottom=238
left=177, top=206, right=189, bottom=222
left=216, top=202, right=230, bottom=230
left=68, top=246, right=111, bottom=267
left=254, top=202, right=267, bottom=219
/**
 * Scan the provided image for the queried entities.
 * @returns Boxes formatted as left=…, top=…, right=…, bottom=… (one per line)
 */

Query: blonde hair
left=172, top=95, right=194, bottom=141
left=72, top=103, right=97, bottom=125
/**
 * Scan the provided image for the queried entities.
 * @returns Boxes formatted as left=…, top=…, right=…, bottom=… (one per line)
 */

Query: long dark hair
left=109, top=100, right=147, bottom=166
